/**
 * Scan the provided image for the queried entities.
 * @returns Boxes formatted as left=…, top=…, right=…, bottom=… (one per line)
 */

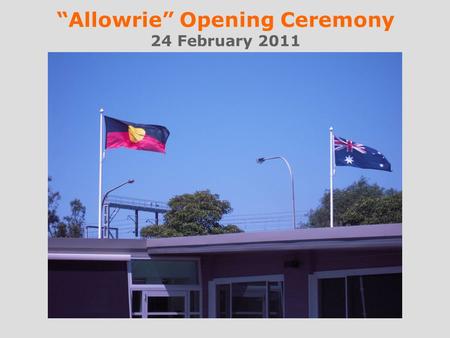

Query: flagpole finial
left=329, top=126, right=333, bottom=131
left=99, top=108, right=104, bottom=113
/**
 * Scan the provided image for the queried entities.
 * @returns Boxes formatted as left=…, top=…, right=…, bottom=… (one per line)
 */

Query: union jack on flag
left=334, top=135, right=391, bottom=172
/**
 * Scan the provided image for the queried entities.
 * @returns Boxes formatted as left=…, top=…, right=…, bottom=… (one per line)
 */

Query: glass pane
left=268, top=282, right=284, bottom=318
left=216, top=284, right=230, bottom=318
left=347, top=276, right=364, bottom=318
left=189, top=314, right=201, bottom=318
left=190, top=290, right=200, bottom=312
left=131, top=260, right=198, bottom=285
left=232, top=282, right=265, bottom=318
left=318, top=278, right=346, bottom=318
left=148, top=296, right=185, bottom=313
left=131, top=291, right=142, bottom=313
left=348, top=273, right=402, bottom=318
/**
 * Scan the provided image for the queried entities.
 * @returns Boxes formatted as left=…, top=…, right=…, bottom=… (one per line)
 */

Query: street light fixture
left=101, top=179, right=135, bottom=238
left=256, top=156, right=297, bottom=229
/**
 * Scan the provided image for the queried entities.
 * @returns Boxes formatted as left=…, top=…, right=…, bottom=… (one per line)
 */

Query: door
left=144, top=290, right=187, bottom=318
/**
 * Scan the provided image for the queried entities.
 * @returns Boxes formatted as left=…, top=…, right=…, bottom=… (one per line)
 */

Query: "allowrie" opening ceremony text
left=59, top=11, right=395, bottom=32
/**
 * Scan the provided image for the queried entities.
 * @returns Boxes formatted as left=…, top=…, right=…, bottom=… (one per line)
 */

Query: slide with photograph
left=1, top=0, right=448, bottom=336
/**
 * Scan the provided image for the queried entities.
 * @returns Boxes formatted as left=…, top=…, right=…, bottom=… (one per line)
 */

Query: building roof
left=48, top=223, right=402, bottom=258
left=146, top=223, right=401, bottom=254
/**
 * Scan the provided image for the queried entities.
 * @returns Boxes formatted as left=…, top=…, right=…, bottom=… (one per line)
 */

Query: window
left=309, top=267, right=402, bottom=318
left=131, top=259, right=199, bottom=285
left=129, top=259, right=201, bottom=318
left=210, top=275, right=284, bottom=318
left=268, top=281, right=284, bottom=318
left=147, top=294, right=185, bottom=318
left=131, top=290, right=143, bottom=318
left=189, top=290, right=201, bottom=318
left=231, top=281, right=266, bottom=318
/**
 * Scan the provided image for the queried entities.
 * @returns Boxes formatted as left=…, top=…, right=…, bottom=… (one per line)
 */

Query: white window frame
left=308, top=266, right=402, bottom=318
left=208, top=274, right=285, bottom=318
left=128, top=256, right=202, bottom=318
left=142, top=289, right=188, bottom=318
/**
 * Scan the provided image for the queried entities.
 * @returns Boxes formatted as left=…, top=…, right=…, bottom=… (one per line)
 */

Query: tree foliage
left=48, top=177, right=61, bottom=230
left=306, top=177, right=402, bottom=227
left=340, top=192, right=402, bottom=225
left=54, top=221, right=68, bottom=238
left=48, top=177, right=86, bottom=238
left=63, top=199, right=86, bottom=238
left=140, top=190, right=243, bottom=238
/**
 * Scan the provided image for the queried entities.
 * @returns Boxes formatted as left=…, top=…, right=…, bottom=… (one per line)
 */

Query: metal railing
left=106, top=195, right=169, bottom=210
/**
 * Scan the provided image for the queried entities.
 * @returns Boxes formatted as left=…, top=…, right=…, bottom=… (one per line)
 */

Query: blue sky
left=48, top=52, right=401, bottom=235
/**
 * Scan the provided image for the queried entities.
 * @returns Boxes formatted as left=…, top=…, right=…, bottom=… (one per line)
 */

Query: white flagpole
left=329, top=127, right=334, bottom=228
left=98, top=108, right=104, bottom=239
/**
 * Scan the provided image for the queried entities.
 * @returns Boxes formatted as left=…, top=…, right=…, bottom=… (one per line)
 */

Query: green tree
left=140, top=190, right=243, bottom=238
left=54, top=221, right=68, bottom=238
left=306, top=177, right=401, bottom=227
left=48, top=177, right=87, bottom=238
left=48, top=177, right=61, bottom=236
left=63, top=199, right=86, bottom=238
left=341, top=192, right=402, bottom=225
left=139, top=224, right=182, bottom=238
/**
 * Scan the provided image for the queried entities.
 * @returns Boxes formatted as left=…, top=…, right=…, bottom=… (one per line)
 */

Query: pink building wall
left=200, top=248, right=401, bottom=317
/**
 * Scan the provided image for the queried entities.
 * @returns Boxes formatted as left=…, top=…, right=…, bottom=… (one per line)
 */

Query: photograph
left=47, top=52, right=402, bottom=318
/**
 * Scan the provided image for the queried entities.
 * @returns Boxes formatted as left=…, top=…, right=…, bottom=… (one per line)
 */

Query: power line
left=223, top=210, right=308, bottom=217
left=223, top=214, right=306, bottom=222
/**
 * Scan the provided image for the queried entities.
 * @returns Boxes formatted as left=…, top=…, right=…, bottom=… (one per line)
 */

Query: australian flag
left=334, top=135, right=391, bottom=172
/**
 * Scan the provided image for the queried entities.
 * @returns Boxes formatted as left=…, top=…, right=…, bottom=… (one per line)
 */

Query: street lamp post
left=100, top=179, right=135, bottom=239
left=257, top=156, right=297, bottom=229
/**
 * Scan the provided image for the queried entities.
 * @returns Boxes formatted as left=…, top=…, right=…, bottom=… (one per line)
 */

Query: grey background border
left=1, top=0, right=449, bottom=336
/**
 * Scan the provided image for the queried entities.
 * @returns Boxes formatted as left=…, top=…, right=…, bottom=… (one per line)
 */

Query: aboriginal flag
left=104, top=116, right=170, bottom=153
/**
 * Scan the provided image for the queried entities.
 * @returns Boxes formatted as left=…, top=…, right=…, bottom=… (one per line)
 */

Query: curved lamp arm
left=101, top=179, right=134, bottom=238
left=257, top=156, right=296, bottom=229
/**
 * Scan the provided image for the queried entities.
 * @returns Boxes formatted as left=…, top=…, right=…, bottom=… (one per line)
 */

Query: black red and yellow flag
left=104, top=116, right=170, bottom=153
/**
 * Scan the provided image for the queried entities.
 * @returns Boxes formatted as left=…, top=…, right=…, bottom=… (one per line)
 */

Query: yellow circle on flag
left=128, top=125, right=146, bottom=143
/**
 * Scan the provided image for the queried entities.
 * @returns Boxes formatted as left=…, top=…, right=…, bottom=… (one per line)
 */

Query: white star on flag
left=345, top=155, right=354, bottom=164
